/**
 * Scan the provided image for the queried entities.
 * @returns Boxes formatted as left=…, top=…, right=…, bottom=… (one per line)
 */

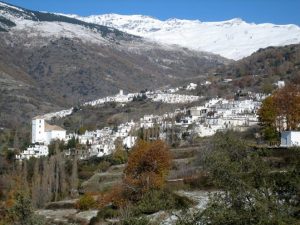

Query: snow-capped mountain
left=0, top=1, right=141, bottom=45
left=63, top=14, right=300, bottom=60
left=0, top=1, right=229, bottom=128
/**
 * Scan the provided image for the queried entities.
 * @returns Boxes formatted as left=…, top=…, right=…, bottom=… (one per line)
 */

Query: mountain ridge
left=60, top=13, right=300, bottom=60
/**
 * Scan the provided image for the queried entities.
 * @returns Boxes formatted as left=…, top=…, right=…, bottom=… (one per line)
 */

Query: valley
left=0, top=1, right=300, bottom=225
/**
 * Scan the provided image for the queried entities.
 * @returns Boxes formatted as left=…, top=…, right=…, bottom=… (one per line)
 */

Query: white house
left=16, top=144, right=49, bottom=160
left=275, top=80, right=285, bottom=89
left=123, top=136, right=137, bottom=149
left=32, top=116, right=66, bottom=145
left=186, top=83, right=197, bottom=90
left=280, top=131, right=300, bottom=147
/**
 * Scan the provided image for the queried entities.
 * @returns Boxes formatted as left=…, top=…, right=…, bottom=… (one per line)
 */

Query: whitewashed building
left=123, top=136, right=137, bottom=149
left=275, top=80, right=285, bottom=89
left=17, top=117, right=66, bottom=160
left=16, top=144, right=49, bottom=160
left=186, top=83, right=197, bottom=90
left=32, top=116, right=66, bottom=145
left=281, top=131, right=300, bottom=147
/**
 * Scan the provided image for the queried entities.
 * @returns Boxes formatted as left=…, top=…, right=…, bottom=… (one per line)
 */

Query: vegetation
left=111, top=138, right=128, bottom=165
left=54, top=100, right=192, bottom=133
left=0, top=144, right=80, bottom=216
left=133, top=190, right=192, bottom=215
left=92, top=140, right=193, bottom=224
left=1, top=127, right=299, bottom=224
left=0, top=128, right=30, bottom=154
left=30, top=150, right=75, bottom=207
left=177, top=131, right=300, bottom=225
left=123, top=140, right=172, bottom=200
left=258, top=84, right=300, bottom=140
left=2, top=6, right=300, bottom=223
left=76, top=193, right=97, bottom=210
left=219, top=44, right=300, bottom=86
left=0, top=174, right=46, bottom=225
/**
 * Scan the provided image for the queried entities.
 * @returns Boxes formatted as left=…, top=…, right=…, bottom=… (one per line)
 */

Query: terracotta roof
left=33, top=115, right=45, bottom=120
left=44, top=122, right=65, bottom=132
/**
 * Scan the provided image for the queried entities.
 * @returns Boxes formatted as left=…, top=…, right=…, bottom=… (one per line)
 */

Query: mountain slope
left=0, top=1, right=137, bottom=41
left=65, top=14, right=300, bottom=60
left=0, top=1, right=228, bottom=128
left=219, top=44, right=300, bottom=78
left=212, top=44, right=300, bottom=94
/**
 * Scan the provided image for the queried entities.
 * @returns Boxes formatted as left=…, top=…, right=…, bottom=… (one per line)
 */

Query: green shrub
left=135, top=190, right=169, bottom=214
left=134, top=189, right=192, bottom=215
left=97, top=206, right=119, bottom=219
left=76, top=193, right=96, bottom=210
left=172, top=193, right=194, bottom=210
left=110, top=149, right=128, bottom=165
left=97, top=160, right=111, bottom=172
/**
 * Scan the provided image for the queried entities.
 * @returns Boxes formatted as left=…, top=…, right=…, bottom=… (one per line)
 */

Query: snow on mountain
left=63, top=14, right=300, bottom=60
left=0, top=5, right=106, bottom=44
left=2, top=0, right=299, bottom=60
left=13, top=20, right=107, bottom=45
left=0, top=2, right=136, bottom=45
left=0, top=1, right=24, bottom=12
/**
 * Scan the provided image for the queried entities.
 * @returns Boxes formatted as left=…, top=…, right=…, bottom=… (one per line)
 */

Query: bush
left=110, top=149, right=128, bottom=165
left=172, top=193, right=194, bottom=210
left=3, top=191, right=47, bottom=225
left=134, top=189, right=192, bottom=215
left=97, top=185, right=128, bottom=209
left=199, top=131, right=300, bottom=224
left=124, top=140, right=171, bottom=200
left=76, top=193, right=97, bottom=210
left=135, top=190, right=169, bottom=214
left=97, top=206, right=119, bottom=220
left=97, top=160, right=111, bottom=172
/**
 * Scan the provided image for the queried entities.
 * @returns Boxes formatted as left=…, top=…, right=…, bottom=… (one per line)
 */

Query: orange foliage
left=97, top=184, right=128, bottom=209
left=259, top=84, right=300, bottom=132
left=273, top=84, right=300, bottom=130
left=4, top=175, right=24, bottom=208
left=258, top=95, right=278, bottom=127
left=97, top=140, right=171, bottom=207
left=5, top=190, right=16, bottom=208
left=123, top=140, right=171, bottom=199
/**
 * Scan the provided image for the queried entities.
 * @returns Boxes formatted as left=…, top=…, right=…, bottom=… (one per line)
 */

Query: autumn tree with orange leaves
left=123, top=140, right=171, bottom=201
left=258, top=84, right=300, bottom=140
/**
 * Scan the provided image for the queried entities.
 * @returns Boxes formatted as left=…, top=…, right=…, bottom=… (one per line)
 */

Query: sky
left=2, top=0, right=300, bottom=25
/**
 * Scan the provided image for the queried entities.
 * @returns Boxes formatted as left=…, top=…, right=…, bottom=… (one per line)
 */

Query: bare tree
left=70, top=156, right=79, bottom=198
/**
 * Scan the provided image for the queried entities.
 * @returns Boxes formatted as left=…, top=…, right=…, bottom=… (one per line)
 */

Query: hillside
left=216, top=44, right=300, bottom=88
left=1, top=1, right=300, bottom=129
left=0, top=1, right=228, bottom=128
left=64, top=14, right=300, bottom=60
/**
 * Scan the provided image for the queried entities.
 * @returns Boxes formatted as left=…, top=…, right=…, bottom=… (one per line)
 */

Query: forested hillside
left=218, top=44, right=300, bottom=81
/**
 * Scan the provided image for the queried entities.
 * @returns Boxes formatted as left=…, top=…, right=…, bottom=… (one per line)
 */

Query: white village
left=1, top=1, right=300, bottom=224
left=16, top=81, right=300, bottom=160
